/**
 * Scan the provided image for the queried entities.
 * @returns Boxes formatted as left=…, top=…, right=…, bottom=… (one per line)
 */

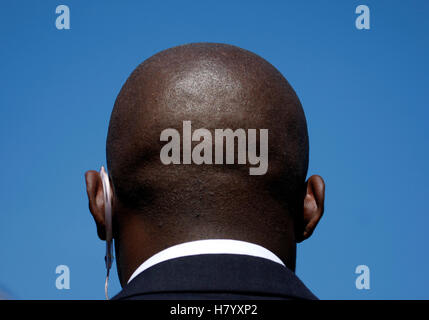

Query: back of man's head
left=85, top=43, right=325, bottom=285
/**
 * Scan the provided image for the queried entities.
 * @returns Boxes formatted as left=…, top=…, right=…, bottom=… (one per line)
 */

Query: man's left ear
left=85, top=170, right=107, bottom=240
left=296, top=175, right=325, bottom=243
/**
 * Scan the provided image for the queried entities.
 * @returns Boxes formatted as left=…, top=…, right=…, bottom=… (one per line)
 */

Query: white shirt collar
left=127, top=239, right=285, bottom=284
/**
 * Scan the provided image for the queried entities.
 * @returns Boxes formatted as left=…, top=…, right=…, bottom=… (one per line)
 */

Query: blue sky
left=0, top=0, right=428, bottom=299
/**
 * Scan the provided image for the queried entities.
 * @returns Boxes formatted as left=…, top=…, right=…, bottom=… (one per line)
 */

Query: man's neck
left=115, top=224, right=296, bottom=287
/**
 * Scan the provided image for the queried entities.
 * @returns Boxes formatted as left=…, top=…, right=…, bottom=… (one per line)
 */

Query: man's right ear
left=85, top=170, right=107, bottom=240
left=295, top=175, right=325, bottom=243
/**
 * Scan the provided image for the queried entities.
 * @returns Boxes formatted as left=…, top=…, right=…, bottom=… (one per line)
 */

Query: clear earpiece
left=100, top=166, right=114, bottom=300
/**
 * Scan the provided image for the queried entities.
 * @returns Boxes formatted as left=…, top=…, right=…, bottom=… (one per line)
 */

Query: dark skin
left=85, top=43, right=325, bottom=288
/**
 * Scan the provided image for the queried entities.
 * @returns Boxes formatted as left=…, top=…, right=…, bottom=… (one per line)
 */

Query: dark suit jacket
left=112, top=254, right=317, bottom=300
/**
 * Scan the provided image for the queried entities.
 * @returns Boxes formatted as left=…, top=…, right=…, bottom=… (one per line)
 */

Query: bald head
left=107, top=43, right=309, bottom=212
left=86, top=43, right=324, bottom=283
